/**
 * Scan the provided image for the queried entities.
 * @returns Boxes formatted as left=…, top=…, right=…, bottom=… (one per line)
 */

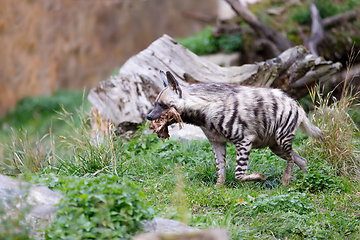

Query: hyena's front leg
left=209, top=141, right=227, bottom=187
left=233, top=139, right=267, bottom=182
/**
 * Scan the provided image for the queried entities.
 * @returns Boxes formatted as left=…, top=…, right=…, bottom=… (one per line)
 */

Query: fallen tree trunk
left=88, top=34, right=341, bottom=131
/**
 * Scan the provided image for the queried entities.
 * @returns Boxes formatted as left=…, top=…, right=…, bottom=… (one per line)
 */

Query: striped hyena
left=147, top=71, right=324, bottom=187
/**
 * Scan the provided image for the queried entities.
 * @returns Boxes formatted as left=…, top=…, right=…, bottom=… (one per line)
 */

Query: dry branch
left=322, top=10, right=357, bottom=27
left=88, top=34, right=341, bottom=129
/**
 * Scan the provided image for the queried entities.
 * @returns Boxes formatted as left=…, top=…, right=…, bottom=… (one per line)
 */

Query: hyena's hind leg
left=233, top=138, right=267, bottom=182
left=209, top=141, right=227, bottom=187
left=291, top=151, right=308, bottom=173
left=272, top=133, right=299, bottom=186
left=270, top=145, right=308, bottom=173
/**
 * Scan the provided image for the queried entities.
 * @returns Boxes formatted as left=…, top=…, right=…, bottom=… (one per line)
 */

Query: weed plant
left=26, top=174, right=153, bottom=239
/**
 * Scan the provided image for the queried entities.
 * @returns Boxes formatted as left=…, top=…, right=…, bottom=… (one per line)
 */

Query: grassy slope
left=0, top=88, right=359, bottom=239
left=2, top=2, right=360, bottom=234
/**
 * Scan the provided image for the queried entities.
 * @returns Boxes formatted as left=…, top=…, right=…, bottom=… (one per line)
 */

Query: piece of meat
left=149, top=107, right=183, bottom=141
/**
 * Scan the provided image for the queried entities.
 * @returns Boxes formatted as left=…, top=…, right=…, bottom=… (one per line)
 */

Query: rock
left=137, top=217, right=228, bottom=240
left=133, top=229, right=228, bottom=240
left=0, top=174, right=63, bottom=238
left=169, top=124, right=206, bottom=141
left=141, top=217, right=200, bottom=234
left=0, top=174, right=63, bottom=214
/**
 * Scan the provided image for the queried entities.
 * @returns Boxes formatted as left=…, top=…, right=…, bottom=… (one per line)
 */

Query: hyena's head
left=147, top=70, right=182, bottom=121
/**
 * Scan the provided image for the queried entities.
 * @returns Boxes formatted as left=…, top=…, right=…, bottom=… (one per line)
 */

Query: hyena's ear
left=166, top=71, right=182, bottom=98
left=159, top=70, right=168, bottom=87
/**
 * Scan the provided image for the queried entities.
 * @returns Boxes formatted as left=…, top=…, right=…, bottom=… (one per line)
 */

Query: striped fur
left=147, top=71, right=324, bottom=187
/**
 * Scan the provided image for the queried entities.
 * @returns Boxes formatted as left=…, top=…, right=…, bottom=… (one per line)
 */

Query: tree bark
left=88, top=34, right=341, bottom=129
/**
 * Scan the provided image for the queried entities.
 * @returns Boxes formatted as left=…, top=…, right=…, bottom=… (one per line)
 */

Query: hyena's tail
left=298, top=108, right=325, bottom=142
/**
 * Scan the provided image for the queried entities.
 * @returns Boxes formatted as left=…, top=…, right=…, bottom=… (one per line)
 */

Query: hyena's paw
left=215, top=182, right=225, bottom=188
left=281, top=174, right=292, bottom=186
left=252, top=172, right=267, bottom=182
left=235, top=173, right=267, bottom=182
left=215, top=177, right=225, bottom=188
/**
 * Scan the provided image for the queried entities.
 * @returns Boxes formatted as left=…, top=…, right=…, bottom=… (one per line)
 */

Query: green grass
left=0, top=88, right=359, bottom=239
left=0, top=89, right=91, bottom=137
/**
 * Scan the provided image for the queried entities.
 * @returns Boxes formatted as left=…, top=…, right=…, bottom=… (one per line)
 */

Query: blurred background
left=1, top=0, right=359, bottom=121
left=1, top=2, right=360, bottom=239
left=0, top=0, right=229, bottom=116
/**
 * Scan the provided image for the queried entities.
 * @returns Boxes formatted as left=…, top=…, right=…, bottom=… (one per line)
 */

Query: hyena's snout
left=146, top=112, right=158, bottom=121
left=147, top=106, right=164, bottom=121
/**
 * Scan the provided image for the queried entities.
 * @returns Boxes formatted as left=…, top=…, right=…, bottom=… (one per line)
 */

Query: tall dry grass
left=0, top=130, right=56, bottom=175
left=306, top=49, right=360, bottom=179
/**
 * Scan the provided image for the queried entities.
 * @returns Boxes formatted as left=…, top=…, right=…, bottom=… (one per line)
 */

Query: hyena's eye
left=158, top=102, right=168, bottom=109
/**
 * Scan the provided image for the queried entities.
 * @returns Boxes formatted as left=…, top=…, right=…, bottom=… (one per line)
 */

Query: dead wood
left=299, top=6, right=356, bottom=56
left=307, top=3, right=324, bottom=57
left=322, top=10, right=357, bottom=27
left=87, top=34, right=341, bottom=129
left=224, top=0, right=293, bottom=54
left=331, top=63, right=360, bottom=86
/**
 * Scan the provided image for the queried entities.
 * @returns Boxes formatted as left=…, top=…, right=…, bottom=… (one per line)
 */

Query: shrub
left=290, top=7, right=311, bottom=24
left=293, top=164, right=344, bottom=193
left=38, top=174, right=154, bottom=239
left=217, top=33, right=242, bottom=54
left=290, top=0, right=360, bottom=24
left=177, top=26, right=242, bottom=56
